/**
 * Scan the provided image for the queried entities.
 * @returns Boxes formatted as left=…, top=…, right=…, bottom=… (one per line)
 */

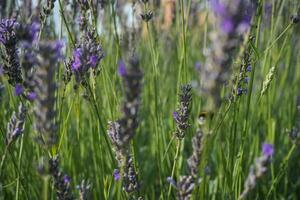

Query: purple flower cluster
left=49, top=156, right=74, bottom=200
left=33, top=40, right=63, bottom=148
left=70, top=29, right=104, bottom=85
left=173, top=84, right=192, bottom=139
left=5, top=104, right=27, bottom=146
left=240, top=143, right=274, bottom=199
left=0, top=19, right=22, bottom=85
left=107, top=55, right=143, bottom=194
left=211, top=0, right=253, bottom=34
left=199, top=0, right=256, bottom=110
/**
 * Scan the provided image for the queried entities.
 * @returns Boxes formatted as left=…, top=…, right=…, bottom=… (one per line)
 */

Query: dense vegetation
left=0, top=0, right=300, bottom=199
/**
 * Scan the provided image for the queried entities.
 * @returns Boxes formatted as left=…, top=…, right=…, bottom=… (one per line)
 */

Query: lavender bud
left=70, top=29, right=104, bottom=85
left=49, top=156, right=74, bottom=200
left=239, top=143, right=274, bottom=199
left=187, top=130, right=204, bottom=178
left=14, top=84, right=23, bottom=96
left=33, top=41, right=62, bottom=148
left=107, top=54, right=143, bottom=194
left=5, top=104, right=27, bottom=146
left=0, top=19, right=22, bottom=85
left=200, top=0, right=256, bottom=110
left=174, top=84, right=192, bottom=139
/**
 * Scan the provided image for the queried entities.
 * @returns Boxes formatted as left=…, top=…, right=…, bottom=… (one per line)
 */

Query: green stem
left=167, top=139, right=181, bottom=199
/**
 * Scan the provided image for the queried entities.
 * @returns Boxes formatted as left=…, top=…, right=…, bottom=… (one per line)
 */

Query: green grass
left=1, top=0, right=300, bottom=199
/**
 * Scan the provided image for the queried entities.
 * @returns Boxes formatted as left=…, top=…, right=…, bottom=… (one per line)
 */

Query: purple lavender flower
left=27, top=92, right=37, bottom=101
left=107, top=55, right=143, bottom=194
left=49, top=156, right=74, bottom=199
left=194, top=62, right=202, bottom=72
left=221, top=18, right=234, bottom=33
left=29, top=22, right=40, bottom=42
left=173, top=111, right=179, bottom=121
left=72, top=48, right=82, bottom=71
left=211, top=0, right=226, bottom=16
left=63, top=175, right=71, bottom=184
left=113, top=169, right=120, bottom=181
left=0, top=19, right=17, bottom=44
left=15, top=21, right=40, bottom=43
left=14, top=84, right=23, bottom=96
left=0, top=18, right=22, bottom=85
left=5, top=104, right=27, bottom=145
left=262, top=143, right=274, bottom=157
left=173, top=84, right=192, bottom=139
left=200, top=0, right=256, bottom=110
left=246, top=65, right=252, bottom=72
left=69, top=29, right=104, bottom=84
left=88, top=55, right=98, bottom=68
left=118, top=60, right=127, bottom=77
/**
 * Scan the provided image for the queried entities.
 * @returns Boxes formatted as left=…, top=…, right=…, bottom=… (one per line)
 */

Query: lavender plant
left=107, top=54, right=143, bottom=194
left=33, top=41, right=62, bottom=148
left=239, top=143, right=274, bottom=199
left=49, top=156, right=74, bottom=200
left=0, top=19, right=22, bottom=85
left=5, top=103, right=27, bottom=146
left=173, top=84, right=192, bottom=139
left=199, top=0, right=256, bottom=111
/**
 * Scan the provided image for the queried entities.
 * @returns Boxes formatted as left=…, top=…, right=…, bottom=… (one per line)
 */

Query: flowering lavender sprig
left=239, top=143, right=274, bottom=199
left=173, top=84, right=192, bottom=139
left=231, top=47, right=253, bottom=100
left=69, top=29, right=104, bottom=86
left=49, top=156, right=74, bottom=200
left=0, top=19, right=22, bottom=85
left=107, top=55, right=143, bottom=194
left=33, top=41, right=63, bottom=148
left=5, top=104, right=27, bottom=146
left=172, top=130, right=204, bottom=200
left=187, top=130, right=204, bottom=178
left=200, top=0, right=256, bottom=111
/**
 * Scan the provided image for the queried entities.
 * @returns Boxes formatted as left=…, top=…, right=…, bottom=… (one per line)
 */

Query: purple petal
left=117, top=60, right=127, bottom=77
left=173, top=111, right=179, bottom=120
left=88, top=55, right=99, bottom=68
left=27, top=91, right=37, bottom=101
left=195, top=62, right=202, bottom=72
left=211, top=0, right=227, bottom=16
left=63, top=175, right=71, bottom=184
left=221, top=18, right=234, bottom=33
left=262, top=143, right=274, bottom=157
left=14, top=84, right=23, bottom=96
left=113, top=169, right=120, bottom=181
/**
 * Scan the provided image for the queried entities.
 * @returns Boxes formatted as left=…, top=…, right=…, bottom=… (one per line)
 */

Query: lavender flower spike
left=173, top=84, right=192, bottom=139
left=200, top=0, right=256, bottom=111
left=49, top=156, right=74, bottom=200
left=5, top=104, right=27, bottom=145
left=0, top=19, right=22, bottom=85
left=33, top=41, right=62, bottom=148
left=107, top=54, right=143, bottom=194
left=239, top=143, right=274, bottom=199
left=70, top=29, right=104, bottom=85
